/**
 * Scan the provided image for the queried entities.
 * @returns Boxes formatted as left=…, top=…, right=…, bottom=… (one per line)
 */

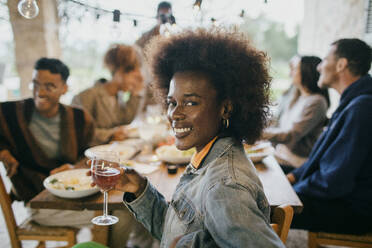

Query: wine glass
left=90, top=151, right=121, bottom=225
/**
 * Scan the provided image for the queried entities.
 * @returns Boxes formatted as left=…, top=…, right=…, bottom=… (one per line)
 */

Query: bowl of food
left=43, top=169, right=99, bottom=198
left=244, top=141, right=274, bottom=163
left=155, top=145, right=196, bottom=164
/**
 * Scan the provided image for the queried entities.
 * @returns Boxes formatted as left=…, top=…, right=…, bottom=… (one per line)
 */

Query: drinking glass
left=90, top=151, right=121, bottom=225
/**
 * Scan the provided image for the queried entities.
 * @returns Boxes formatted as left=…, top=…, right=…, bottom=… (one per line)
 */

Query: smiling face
left=32, top=69, right=67, bottom=118
left=167, top=71, right=223, bottom=152
left=317, top=45, right=339, bottom=89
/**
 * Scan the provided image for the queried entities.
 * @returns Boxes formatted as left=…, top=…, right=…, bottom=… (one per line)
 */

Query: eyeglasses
left=29, top=82, right=58, bottom=93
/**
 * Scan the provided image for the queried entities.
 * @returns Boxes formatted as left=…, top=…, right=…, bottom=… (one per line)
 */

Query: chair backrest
left=270, top=204, right=294, bottom=244
left=0, top=174, right=22, bottom=248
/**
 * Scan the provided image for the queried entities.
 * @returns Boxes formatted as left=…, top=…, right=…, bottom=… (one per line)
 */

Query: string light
left=16, top=0, right=247, bottom=29
left=17, top=0, right=39, bottom=19
left=211, top=17, right=217, bottom=26
left=239, top=10, right=245, bottom=18
left=112, top=9, right=121, bottom=40
left=113, top=9, right=120, bottom=22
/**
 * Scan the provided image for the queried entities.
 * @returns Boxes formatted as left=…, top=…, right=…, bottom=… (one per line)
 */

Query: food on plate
left=156, top=145, right=196, bottom=164
left=47, top=173, right=94, bottom=191
left=157, top=136, right=175, bottom=148
left=158, top=145, right=195, bottom=157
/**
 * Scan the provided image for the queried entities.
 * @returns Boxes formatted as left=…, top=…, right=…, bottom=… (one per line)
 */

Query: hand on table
left=110, top=128, right=127, bottom=141
left=287, top=173, right=296, bottom=185
left=50, top=163, right=74, bottom=175
left=0, top=149, right=19, bottom=177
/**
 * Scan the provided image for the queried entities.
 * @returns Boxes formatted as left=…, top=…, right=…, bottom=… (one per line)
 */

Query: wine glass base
left=91, top=215, right=119, bottom=226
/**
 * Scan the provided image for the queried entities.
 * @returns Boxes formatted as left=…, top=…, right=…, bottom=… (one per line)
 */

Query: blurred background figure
left=135, top=1, right=174, bottom=49
left=0, top=57, right=94, bottom=228
left=263, top=56, right=329, bottom=173
left=135, top=2, right=175, bottom=115
left=72, top=44, right=144, bottom=145
left=272, top=55, right=301, bottom=125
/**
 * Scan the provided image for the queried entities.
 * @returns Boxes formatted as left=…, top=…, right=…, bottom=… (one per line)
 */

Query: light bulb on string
left=17, top=0, right=39, bottom=19
left=239, top=10, right=245, bottom=18
left=111, top=9, right=121, bottom=40
left=211, top=18, right=217, bottom=27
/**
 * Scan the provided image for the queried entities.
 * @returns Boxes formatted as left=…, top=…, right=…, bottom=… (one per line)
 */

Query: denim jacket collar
left=185, top=136, right=237, bottom=175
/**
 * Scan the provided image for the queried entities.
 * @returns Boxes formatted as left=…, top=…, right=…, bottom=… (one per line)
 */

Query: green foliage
left=239, top=14, right=298, bottom=80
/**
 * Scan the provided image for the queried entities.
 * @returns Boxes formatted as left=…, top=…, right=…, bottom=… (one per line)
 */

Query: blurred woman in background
left=72, top=44, right=144, bottom=145
left=263, top=56, right=329, bottom=173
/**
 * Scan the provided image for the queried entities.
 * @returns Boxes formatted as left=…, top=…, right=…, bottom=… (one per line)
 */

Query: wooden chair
left=0, top=174, right=78, bottom=248
left=270, top=204, right=294, bottom=244
left=308, top=231, right=372, bottom=248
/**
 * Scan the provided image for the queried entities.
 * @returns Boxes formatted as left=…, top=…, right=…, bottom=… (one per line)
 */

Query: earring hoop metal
left=223, top=118, right=229, bottom=129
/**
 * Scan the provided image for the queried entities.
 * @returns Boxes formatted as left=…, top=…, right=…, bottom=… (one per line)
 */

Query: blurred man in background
left=287, top=38, right=372, bottom=234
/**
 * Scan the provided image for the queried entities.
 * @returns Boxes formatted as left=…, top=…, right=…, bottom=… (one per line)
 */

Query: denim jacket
left=125, top=137, right=285, bottom=248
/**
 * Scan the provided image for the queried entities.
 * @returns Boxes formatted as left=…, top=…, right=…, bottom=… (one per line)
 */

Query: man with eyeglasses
left=0, top=57, right=95, bottom=227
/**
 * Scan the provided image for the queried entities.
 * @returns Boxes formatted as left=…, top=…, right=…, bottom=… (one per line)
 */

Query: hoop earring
left=223, top=118, right=229, bottom=129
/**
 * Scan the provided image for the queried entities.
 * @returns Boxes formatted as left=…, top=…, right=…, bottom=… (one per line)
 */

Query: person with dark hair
left=72, top=44, right=144, bottom=145
left=263, top=56, right=329, bottom=172
left=99, top=28, right=285, bottom=247
left=0, top=57, right=95, bottom=226
left=135, top=1, right=173, bottom=49
left=135, top=2, right=175, bottom=114
left=287, top=38, right=372, bottom=234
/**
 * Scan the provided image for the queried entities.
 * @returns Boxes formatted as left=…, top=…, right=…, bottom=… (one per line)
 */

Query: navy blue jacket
left=292, top=75, right=372, bottom=216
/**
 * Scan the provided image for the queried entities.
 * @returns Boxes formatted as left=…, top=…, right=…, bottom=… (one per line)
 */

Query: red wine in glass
left=90, top=151, right=121, bottom=226
left=92, top=167, right=121, bottom=191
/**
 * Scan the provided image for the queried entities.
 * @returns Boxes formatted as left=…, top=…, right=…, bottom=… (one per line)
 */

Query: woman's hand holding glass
left=88, top=159, right=147, bottom=202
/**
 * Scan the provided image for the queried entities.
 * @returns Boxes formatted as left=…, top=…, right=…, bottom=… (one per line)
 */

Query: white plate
left=123, top=160, right=161, bottom=175
left=85, top=143, right=137, bottom=161
left=155, top=145, right=195, bottom=164
left=244, top=142, right=274, bottom=163
left=43, top=169, right=99, bottom=199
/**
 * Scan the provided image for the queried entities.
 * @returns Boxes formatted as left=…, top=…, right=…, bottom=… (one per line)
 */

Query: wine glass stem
left=103, top=191, right=108, bottom=218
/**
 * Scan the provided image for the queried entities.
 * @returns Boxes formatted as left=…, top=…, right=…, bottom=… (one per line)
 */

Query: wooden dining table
left=30, top=155, right=303, bottom=213
left=29, top=153, right=302, bottom=245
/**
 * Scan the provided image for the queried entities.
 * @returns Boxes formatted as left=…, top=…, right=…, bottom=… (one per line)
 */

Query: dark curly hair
left=146, top=28, right=271, bottom=144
